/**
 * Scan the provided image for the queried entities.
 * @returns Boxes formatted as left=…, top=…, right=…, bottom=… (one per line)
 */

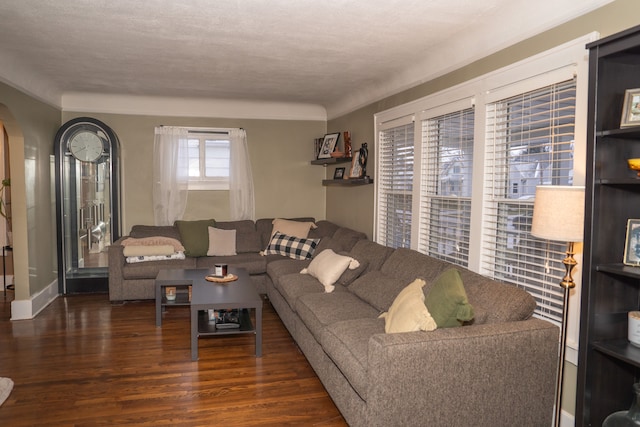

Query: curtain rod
left=158, top=125, right=244, bottom=135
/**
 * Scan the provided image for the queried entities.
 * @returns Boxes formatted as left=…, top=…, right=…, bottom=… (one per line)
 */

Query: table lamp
left=530, top=185, right=585, bottom=427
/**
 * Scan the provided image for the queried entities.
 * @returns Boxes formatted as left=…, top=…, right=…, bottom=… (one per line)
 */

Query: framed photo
left=623, top=219, right=640, bottom=266
left=349, top=151, right=364, bottom=178
left=621, top=88, right=640, bottom=127
left=333, top=167, right=345, bottom=179
left=317, top=132, right=341, bottom=159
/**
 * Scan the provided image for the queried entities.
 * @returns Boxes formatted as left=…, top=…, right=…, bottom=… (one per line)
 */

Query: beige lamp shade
left=530, top=185, right=585, bottom=243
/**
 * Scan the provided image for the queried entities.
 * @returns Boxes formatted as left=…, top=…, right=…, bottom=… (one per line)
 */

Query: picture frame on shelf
left=621, top=88, right=640, bottom=127
left=623, top=219, right=640, bottom=266
left=349, top=151, right=364, bottom=178
left=333, top=167, right=345, bottom=179
left=317, top=132, right=341, bottom=159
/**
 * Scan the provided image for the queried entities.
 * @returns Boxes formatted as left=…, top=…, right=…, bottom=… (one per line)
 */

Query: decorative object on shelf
left=624, top=219, right=640, bottom=266
left=330, top=151, right=345, bottom=158
left=334, top=167, right=345, bottom=179
left=621, top=88, right=640, bottom=128
left=317, top=132, right=341, bottom=159
left=349, top=143, right=369, bottom=178
left=343, top=131, right=352, bottom=157
left=205, top=273, right=238, bottom=283
left=531, top=185, right=585, bottom=427
left=629, top=311, right=640, bottom=347
left=314, top=137, right=324, bottom=159
left=165, top=286, right=177, bottom=301
left=629, top=158, right=640, bottom=177
left=602, top=382, right=640, bottom=426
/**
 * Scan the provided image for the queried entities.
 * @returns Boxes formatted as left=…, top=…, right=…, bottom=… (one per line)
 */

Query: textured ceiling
left=0, top=0, right=613, bottom=117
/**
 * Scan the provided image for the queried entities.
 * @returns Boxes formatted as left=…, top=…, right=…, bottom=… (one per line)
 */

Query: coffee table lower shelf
left=197, top=309, right=254, bottom=335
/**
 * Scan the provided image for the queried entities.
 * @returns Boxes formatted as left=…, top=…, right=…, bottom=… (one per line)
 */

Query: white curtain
left=229, top=128, right=255, bottom=220
left=152, top=126, right=189, bottom=225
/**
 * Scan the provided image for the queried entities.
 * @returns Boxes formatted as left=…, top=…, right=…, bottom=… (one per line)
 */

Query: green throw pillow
left=174, top=219, right=216, bottom=257
left=424, top=268, right=474, bottom=328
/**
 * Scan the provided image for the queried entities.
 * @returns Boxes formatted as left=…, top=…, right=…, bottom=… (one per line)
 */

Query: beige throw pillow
left=207, top=227, right=237, bottom=256
left=379, top=278, right=437, bottom=333
left=300, top=249, right=360, bottom=292
left=271, top=218, right=317, bottom=239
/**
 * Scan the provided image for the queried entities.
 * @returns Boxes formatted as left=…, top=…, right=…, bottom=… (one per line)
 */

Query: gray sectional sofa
left=108, top=218, right=559, bottom=426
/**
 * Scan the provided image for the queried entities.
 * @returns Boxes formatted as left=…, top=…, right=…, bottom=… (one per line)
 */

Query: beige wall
left=0, top=82, right=60, bottom=299
left=61, top=112, right=327, bottom=234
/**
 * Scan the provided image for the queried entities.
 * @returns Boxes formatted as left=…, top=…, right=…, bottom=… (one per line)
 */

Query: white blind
left=482, top=78, right=576, bottom=322
left=376, top=122, right=414, bottom=248
left=419, top=108, right=474, bottom=267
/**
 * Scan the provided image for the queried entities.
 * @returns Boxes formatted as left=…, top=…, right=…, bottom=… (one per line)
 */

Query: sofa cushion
left=348, top=271, right=412, bottom=312
left=349, top=239, right=394, bottom=274
left=456, top=268, right=535, bottom=323
left=263, top=232, right=319, bottom=260
left=270, top=218, right=317, bottom=239
left=174, top=219, right=217, bottom=257
left=296, top=291, right=380, bottom=342
left=380, top=278, right=437, bottom=333
left=424, top=268, right=474, bottom=328
left=277, top=273, right=327, bottom=311
left=122, top=257, right=197, bottom=280
left=207, top=227, right=237, bottom=256
left=129, top=225, right=182, bottom=241
left=329, top=227, right=368, bottom=252
left=256, top=217, right=316, bottom=247
left=380, top=248, right=450, bottom=284
left=195, top=253, right=267, bottom=275
left=308, top=220, right=340, bottom=239
left=266, top=258, right=312, bottom=288
left=320, top=318, right=384, bottom=401
left=214, top=220, right=263, bottom=253
left=335, top=252, right=368, bottom=287
left=300, top=249, right=360, bottom=292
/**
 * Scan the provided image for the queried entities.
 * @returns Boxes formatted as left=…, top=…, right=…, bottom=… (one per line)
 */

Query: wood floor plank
left=0, top=293, right=347, bottom=426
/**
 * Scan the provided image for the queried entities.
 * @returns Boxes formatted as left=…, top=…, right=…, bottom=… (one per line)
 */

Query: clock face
left=69, top=131, right=104, bottom=162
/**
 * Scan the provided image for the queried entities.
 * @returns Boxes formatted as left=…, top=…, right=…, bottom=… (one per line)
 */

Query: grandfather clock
left=54, top=117, right=121, bottom=293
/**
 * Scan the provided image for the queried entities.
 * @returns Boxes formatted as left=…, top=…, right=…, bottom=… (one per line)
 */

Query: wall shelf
left=322, top=177, right=373, bottom=186
left=311, top=157, right=352, bottom=166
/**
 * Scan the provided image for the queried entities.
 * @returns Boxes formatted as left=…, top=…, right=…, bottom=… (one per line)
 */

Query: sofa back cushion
left=328, top=227, right=367, bottom=252
left=215, top=220, right=263, bottom=253
left=456, top=268, right=536, bottom=323
left=174, top=219, right=217, bottom=257
left=349, top=240, right=394, bottom=274
left=256, top=217, right=316, bottom=248
left=129, top=225, right=182, bottom=241
left=348, top=271, right=412, bottom=312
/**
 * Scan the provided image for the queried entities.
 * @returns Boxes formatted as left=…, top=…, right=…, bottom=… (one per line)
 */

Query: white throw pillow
left=271, top=218, right=317, bottom=239
left=300, top=249, right=360, bottom=293
left=379, top=278, right=438, bottom=333
left=207, top=227, right=237, bottom=256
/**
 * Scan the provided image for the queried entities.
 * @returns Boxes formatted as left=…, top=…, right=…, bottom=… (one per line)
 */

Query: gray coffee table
left=155, top=267, right=262, bottom=361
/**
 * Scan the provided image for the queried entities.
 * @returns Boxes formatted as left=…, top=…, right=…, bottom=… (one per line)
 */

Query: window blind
left=482, top=78, right=577, bottom=322
left=419, top=108, right=474, bottom=267
left=376, top=122, right=415, bottom=248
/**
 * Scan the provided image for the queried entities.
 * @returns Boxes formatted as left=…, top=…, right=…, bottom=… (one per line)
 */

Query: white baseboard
left=10, top=279, right=58, bottom=320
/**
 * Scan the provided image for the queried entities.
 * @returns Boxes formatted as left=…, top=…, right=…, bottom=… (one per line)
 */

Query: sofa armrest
left=108, top=236, right=129, bottom=302
left=366, top=318, right=558, bottom=427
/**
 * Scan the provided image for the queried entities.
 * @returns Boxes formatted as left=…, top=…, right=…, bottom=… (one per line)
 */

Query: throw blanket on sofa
left=121, top=236, right=186, bottom=252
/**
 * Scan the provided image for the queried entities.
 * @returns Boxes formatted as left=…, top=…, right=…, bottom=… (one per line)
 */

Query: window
left=186, top=131, right=230, bottom=190
left=374, top=35, right=590, bottom=332
left=482, top=79, right=577, bottom=321
left=419, top=107, right=474, bottom=267
left=375, top=118, right=414, bottom=248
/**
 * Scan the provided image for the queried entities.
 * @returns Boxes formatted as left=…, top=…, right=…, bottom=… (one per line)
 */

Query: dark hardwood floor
left=0, top=291, right=347, bottom=426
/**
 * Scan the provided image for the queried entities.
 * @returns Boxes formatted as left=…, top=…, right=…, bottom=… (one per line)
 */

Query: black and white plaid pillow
left=264, top=231, right=320, bottom=260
